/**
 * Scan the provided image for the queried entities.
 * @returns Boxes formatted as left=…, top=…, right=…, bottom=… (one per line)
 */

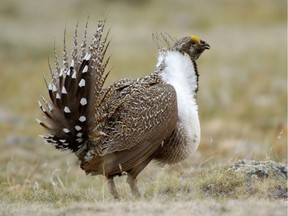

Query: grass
left=0, top=0, right=287, bottom=215
left=1, top=146, right=286, bottom=201
left=145, top=162, right=287, bottom=200
left=0, top=150, right=286, bottom=215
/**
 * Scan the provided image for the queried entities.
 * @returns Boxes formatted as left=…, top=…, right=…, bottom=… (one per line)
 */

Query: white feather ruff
left=159, top=51, right=201, bottom=153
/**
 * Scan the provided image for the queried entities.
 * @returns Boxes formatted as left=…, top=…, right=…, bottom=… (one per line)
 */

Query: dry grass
left=0, top=0, right=287, bottom=215
left=0, top=149, right=286, bottom=215
left=1, top=200, right=286, bottom=216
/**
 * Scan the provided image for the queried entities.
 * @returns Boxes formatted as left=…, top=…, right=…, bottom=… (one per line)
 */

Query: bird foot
left=127, top=175, right=141, bottom=198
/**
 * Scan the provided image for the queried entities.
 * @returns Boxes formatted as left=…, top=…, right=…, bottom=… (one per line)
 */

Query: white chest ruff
left=160, top=51, right=201, bottom=153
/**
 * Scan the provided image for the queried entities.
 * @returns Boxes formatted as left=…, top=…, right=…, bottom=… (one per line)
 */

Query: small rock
left=229, top=159, right=287, bottom=180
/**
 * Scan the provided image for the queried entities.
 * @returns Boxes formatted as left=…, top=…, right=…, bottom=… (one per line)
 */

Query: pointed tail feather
left=38, top=19, right=111, bottom=153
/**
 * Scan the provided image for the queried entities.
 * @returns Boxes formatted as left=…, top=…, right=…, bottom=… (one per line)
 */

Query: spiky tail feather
left=37, top=19, right=111, bottom=153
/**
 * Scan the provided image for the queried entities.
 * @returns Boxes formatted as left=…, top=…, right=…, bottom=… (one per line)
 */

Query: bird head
left=172, top=35, right=210, bottom=60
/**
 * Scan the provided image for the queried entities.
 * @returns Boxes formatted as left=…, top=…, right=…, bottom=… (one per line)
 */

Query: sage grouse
left=37, top=19, right=210, bottom=198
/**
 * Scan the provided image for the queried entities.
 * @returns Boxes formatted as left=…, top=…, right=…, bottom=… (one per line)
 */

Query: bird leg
left=106, top=176, right=119, bottom=199
left=127, top=174, right=141, bottom=198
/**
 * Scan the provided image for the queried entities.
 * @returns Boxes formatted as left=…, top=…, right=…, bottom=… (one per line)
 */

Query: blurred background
left=0, top=0, right=286, bottom=184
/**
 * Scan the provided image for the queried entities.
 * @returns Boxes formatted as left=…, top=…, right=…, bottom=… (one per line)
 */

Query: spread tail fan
left=37, top=19, right=111, bottom=153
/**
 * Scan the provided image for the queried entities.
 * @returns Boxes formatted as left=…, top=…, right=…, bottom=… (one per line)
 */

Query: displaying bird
left=37, top=19, right=210, bottom=198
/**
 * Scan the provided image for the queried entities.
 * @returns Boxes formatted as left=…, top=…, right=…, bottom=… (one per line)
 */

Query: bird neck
left=157, top=50, right=199, bottom=95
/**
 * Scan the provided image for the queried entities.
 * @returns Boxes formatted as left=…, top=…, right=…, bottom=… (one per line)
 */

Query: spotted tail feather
left=37, top=19, right=110, bottom=153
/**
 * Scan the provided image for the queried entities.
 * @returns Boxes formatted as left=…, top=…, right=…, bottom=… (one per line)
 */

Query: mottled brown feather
left=82, top=84, right=178, bottom=177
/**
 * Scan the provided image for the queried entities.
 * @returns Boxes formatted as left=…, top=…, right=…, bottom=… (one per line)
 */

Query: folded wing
left=82, top=83, right=178, bottom=177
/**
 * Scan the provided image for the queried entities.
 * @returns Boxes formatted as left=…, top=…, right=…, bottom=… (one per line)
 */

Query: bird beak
left=202, top=41, right=210, bottom=50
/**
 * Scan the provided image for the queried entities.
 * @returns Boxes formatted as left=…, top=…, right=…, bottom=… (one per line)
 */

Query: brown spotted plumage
left=38, top=19, right=210, bottom=198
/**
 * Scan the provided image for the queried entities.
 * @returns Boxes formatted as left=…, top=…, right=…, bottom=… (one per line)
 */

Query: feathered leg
left=127, top=174, right=141, bottom=198
left=106, top=176, right=119, bottom=199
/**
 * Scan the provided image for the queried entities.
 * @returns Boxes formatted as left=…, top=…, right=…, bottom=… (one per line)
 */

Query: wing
left=98, top=83, right=178, bottom=154
left=82, top=83, right=178, bottom=176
